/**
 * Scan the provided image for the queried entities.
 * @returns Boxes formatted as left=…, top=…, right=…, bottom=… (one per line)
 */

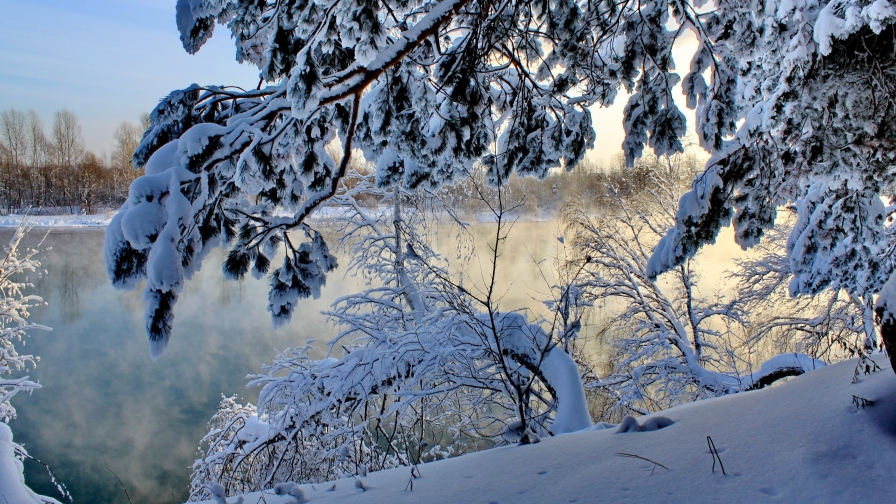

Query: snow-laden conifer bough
left=106, top=0, right=896, bottom=371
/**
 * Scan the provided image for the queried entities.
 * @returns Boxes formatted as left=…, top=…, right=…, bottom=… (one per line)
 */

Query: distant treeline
left=476, top=150, right=703, bottom=216
left=346, top=148, right=704, bottom=217
left=1, top=107, right=703, bottom=216
left=0, top=109, right=147, bottom=214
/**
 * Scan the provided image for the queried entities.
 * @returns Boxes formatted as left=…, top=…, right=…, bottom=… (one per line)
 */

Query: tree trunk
left=877, top=311, right=896, bottom=375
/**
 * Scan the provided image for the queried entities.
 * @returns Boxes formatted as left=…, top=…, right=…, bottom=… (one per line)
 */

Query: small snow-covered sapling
left=405, top=464, right=423, bottom=491
left=852, top=355, right=882, bottom=383
left=852, top=395, right=875, bottom=410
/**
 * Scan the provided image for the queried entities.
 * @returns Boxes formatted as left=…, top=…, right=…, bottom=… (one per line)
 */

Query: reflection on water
left=6, top=223, right=740, bottom=503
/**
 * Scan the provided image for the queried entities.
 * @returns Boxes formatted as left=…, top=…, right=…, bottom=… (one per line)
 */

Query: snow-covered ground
left=192, top=355, right=896, bottom=504
left=1, top=424, right=61, bottom=504
left=0, top=213, right=113, bottom=228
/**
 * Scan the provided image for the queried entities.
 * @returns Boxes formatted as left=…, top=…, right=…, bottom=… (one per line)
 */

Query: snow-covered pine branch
left=111, top=0, right=726, bottom=354
left=113, top=0, right=896, bottom=370
left=634, top=0, right=896, bottom=370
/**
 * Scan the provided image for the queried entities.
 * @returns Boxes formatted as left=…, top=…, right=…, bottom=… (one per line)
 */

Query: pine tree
left=642, top=0, right=896, bottom=371
left=107, top=0, right=896, bottom=364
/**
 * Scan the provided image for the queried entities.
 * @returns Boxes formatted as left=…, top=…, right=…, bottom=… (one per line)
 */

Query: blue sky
left=0, top=1, right=697, bottom=162
left=0, top=0, right=258, bottom=154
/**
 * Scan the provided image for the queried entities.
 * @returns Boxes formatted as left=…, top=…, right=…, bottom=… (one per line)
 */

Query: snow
left=876, top=272, right=896, bottom=323
left=0, top=423, right=61, bottom=504
left=814, top=0, right=896, bottom=55
left=540, top=347, right=593, bottom=434
left=145, top=139, right=182, bottom=176
left=189, top=354, right=896, bottom=504
left=0, top=214, right=114, bottom=229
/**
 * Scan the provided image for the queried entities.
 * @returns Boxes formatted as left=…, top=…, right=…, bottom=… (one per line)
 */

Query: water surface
left=9, top=221, right=740, bottom=503
left=10, top=230, right=345, bottom=503
left=8, top=222, right=581, bottom=503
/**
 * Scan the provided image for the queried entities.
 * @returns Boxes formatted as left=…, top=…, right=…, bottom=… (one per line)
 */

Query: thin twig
left=16, top=449, right=72, bottom=502
left=615, top=452, right=670, bottom=475
left=106, top=466, right=133, bottom=504
left=706, top=436, right=726, bottom=475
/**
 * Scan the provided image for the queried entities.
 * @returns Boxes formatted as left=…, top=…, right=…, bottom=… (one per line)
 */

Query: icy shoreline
left=0, top=213, right=114, bottom=229
left=0, top=207, right=564, bottom=230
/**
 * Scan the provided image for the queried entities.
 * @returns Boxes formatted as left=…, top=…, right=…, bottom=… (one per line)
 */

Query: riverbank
left=0, top=213, right=113, bottom=228
left=192, top=354, right=896, bottom=504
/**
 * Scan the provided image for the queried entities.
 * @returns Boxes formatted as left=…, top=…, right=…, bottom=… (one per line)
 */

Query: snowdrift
left=192, top=355, right=896, bottom=504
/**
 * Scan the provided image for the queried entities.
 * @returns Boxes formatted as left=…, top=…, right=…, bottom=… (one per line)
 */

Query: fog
left=9, top=230, right=348, bottom=503
left=6, top=221, right=744, bottom=503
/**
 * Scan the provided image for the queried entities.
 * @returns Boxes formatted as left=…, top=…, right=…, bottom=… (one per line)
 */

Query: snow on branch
left=123, top=0, right=896, bottom=375
left=0, top=225, right=50, bottom=422
left=189, top=175, right=594, bottom=496
left=565, top=153, right=850, bottom=414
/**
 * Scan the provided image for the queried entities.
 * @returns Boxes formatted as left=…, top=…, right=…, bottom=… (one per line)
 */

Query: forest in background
left=0, top=109, right=147, bottom=214
left=0, top=106, right=704, bottom=218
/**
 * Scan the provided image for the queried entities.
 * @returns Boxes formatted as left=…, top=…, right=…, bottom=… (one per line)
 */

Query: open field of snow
left=192, top=355, right=896, bottom=504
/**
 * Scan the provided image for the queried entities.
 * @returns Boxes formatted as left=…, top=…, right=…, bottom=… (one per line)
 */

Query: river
left=6, top=219, right=601, bottom=503
left=7, top=218, right=744, bottom=503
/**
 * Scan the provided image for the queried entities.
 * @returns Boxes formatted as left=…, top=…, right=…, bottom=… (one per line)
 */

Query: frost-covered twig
left=0, top=224, right=50, bottom=421
left=105, top=466, right=133, bottom=504
left=190, top=172, right=594, bottom=496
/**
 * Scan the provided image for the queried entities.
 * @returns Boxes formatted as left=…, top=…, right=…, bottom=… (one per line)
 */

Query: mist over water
left=5, top=223, right=580, bottom=504
left=8, top=230, right=347, bottom=503
left=6, top=222, right=742, bottom=503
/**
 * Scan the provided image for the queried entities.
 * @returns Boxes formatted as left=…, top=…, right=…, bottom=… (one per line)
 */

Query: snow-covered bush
left=0, top=225, right=49, bottom=422
left=0, top=225, right=69, bottom=503
left=566, top=154, right=833, bottom=415
left=188, top=173, right=593, bottom=499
